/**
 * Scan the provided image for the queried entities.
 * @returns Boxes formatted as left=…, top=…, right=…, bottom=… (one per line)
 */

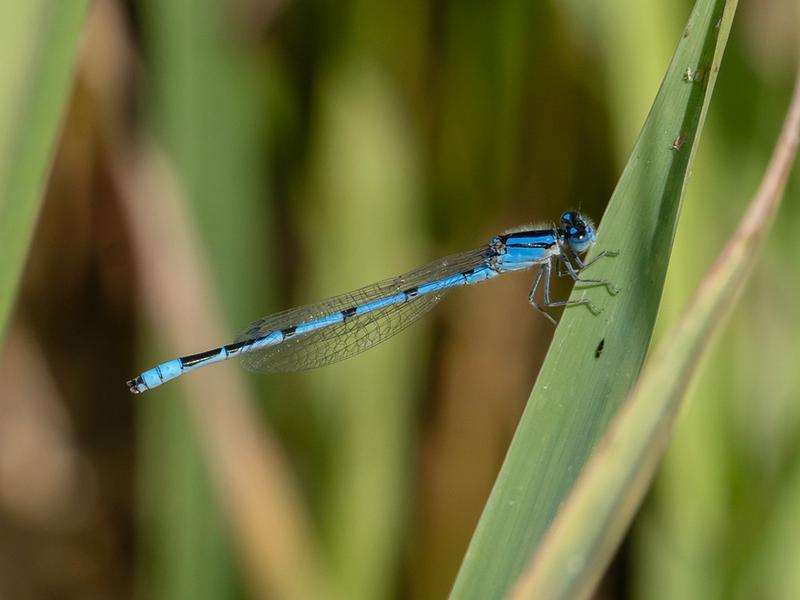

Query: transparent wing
left=234, top=248, right=490, bottom=373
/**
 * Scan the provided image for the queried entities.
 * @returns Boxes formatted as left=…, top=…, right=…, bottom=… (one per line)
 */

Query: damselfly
left=127, top=211, right=617, bottom=394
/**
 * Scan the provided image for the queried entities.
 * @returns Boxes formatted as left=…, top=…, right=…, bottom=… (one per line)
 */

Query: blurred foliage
left=0, top=2, right=88, bottom=339
left=0, top=0, right=797, bottom=599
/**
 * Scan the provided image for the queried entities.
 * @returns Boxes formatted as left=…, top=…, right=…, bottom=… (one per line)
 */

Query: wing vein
left=235, top=248, right=492, bottom=373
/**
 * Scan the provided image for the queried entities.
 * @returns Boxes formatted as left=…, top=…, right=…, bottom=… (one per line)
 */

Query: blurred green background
left=0, top=0, right=797, bottom=598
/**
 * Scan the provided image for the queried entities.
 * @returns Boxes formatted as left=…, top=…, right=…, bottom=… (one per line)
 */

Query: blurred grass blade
left=451, top=0, right=736, bottom=597
left=0, top=3, right=88, bottom=339
left=137, top=1, right=275, bottom=598
left=307, top=63, right=423, bottom=600
left=116, top=144, right=316, bottom=600
left=510, top=62, right=800, bottom=600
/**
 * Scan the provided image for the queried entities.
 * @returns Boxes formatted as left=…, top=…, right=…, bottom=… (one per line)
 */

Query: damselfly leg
left=530, top=248, right=618, bottom=324
left=557, top=250, right=620, bottom=295
left=529, top=259, right=602, bottom=324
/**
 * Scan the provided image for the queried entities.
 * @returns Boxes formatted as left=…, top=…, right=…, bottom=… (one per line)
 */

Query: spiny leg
left=529, top=259, right=601, bottom=324
left=574, top=249, right=619, bottom=271
left=543, top=260, right=602, bottom=315
left=528, top=264, right=556, bottom=325
left=558, top=252, right=620, bottom=295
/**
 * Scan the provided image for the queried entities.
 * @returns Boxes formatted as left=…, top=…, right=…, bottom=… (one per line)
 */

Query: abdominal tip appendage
left=127, top=377, right=146, bottom=394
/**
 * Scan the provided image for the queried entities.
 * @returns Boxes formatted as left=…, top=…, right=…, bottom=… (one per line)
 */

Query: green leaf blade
left=510, top=51, right=797, bottom=599
left=0, top=2, right=88, bottom=339
left=451, top=1, right=736, bottom=597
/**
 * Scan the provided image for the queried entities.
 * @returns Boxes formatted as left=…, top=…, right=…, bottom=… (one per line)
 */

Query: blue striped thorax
left=492, top=229, right=556, bottom=272
left=491, top=211, right=596, bottom=273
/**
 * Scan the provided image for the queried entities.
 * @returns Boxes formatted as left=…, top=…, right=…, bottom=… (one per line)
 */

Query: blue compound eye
left=561, top=211, right=589, bottom=236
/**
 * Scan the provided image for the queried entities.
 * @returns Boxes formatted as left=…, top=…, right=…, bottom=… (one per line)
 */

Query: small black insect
left=595, top=338, right=605, bottom=359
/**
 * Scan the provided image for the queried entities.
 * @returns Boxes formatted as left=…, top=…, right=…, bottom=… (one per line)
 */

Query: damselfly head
left=560, top=211, right=596, bottom=254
